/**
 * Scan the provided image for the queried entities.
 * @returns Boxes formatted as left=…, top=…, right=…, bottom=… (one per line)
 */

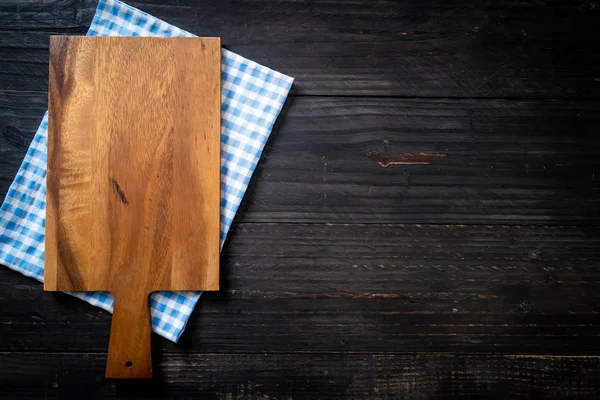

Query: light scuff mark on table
left=368, top=150, right=447, bottom=167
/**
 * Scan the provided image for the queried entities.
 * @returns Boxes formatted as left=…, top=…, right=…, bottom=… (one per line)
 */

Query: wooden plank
left=242, top=97, right=600, bottom=224
left=1, top=352, right=599, bottom=399
left=46, top=36, right=221, bottom=378
left=2, top=91, right=600, bottom=224
left=3, top=295, right=600, bottom=355
left=0, top=0, right=95, bottom=30
left=1, top=0, right=599, bottom=96
left=2, top=223, right=600, bottom=354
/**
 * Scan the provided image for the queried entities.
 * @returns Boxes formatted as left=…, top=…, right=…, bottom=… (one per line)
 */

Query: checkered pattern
left=0, top=0, right=293, bottom=342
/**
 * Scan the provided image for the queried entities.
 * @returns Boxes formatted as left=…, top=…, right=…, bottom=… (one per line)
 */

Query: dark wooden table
left=1, top=0, right=600, bottom=398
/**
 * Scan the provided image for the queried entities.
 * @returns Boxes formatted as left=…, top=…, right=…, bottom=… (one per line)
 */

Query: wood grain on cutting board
left=45, top=36, right=221, bottom=378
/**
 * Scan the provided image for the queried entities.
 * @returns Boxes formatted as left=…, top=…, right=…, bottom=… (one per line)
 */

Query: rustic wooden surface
left=46, top=36, right=221, bottom=379
left=1, top=0, right=600, bottom=398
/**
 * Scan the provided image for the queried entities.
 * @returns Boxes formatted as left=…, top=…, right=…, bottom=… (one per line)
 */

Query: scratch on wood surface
left=368, top=150, right=447, bottom=167
left=282, top=291, right=500, bottom=300
left=110, top=177, right=128, bottom=205
left=381, top=138, right=391, bottom=151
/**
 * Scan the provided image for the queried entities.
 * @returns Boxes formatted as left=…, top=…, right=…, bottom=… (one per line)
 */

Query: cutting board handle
left=105, top=293, right=153, bottom=379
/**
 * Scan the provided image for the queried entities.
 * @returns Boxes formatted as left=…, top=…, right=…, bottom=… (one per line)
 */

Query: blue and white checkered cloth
left=0, top=0, right=293, bottom=342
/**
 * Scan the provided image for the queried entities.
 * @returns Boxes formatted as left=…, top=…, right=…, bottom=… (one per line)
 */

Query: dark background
left=1, top=0, right=600, bottom=398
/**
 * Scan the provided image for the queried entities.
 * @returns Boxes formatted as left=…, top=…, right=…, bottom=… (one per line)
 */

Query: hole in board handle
left=125, top=361, right=133, bottom=368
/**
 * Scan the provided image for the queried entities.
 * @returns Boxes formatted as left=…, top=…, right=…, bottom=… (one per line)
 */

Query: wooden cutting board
left=44, top=36, right=221, bottom=379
